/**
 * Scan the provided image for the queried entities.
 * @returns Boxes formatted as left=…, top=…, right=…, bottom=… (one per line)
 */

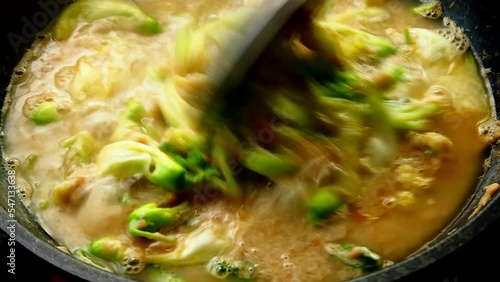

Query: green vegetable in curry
left=88, top=236, right=128, bottom=261
left=307, top=188, right=343, bottom=226
left=206, top=256, right=256, bottom=280
left=53, top=0, right=163, bottom=41
left=128, top=202, right=189, bottom=242
left=325, top=243, right=385, bottom=273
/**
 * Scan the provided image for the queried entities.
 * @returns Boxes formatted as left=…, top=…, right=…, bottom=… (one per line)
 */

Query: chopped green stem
left=128, top=202, right=189, bottom=243
left=53, top=0, right=163, bottom=41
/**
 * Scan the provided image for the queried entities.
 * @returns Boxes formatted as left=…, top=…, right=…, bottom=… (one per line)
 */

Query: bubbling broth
left=2, top=0, right=496, bottom=281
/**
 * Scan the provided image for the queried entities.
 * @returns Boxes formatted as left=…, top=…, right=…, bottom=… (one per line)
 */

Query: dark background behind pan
left=1, top=0, right=500, bottom=281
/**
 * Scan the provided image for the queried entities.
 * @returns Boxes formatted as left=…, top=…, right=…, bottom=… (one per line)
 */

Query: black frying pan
left=1, top=0, right=500, bottom=281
